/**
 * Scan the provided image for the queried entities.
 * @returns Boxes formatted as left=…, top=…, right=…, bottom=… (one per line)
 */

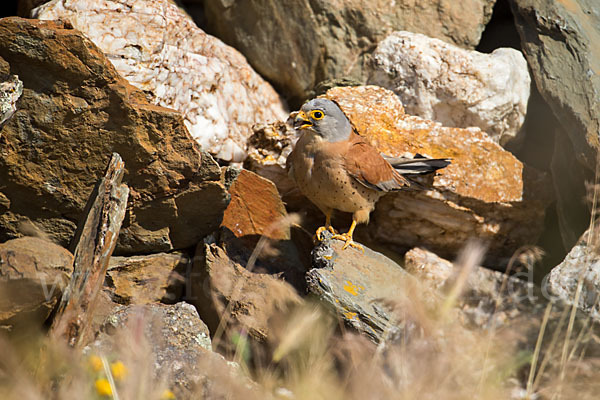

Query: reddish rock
left=221, top=169, right=289, bottom=241
left=106, top=253, right=189, bottom=305
left=0, top=237, right=73, bottom=329
left=0, top=18, right=229, bottom=254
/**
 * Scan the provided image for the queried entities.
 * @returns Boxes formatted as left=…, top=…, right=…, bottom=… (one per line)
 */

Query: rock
left=221, top=169, right=289, bottom=242
left=307, top=232, right=426, bottom=342
left=106, top=252, right=189, bottom=305
left=0, top=237, right=73, bottom=330
left=189, top=237, right=302, bottom=355
left=367, top=31, right=530, bottom=146
left=511, top=0, right=600, bottom=169
left=33, top=0, right=287, bottom=162
left=547, top=228, right=600, bottom=320
left=404, top=247, right=541, bottom=328
left=202, top=0, right=496, bottom=103
left=0, top=18, right=229, bottom=254
left=92, top=302, right=261, bottom=398
left=324, top=86, right=551, bottom=264
left=0, top=73, right=22, bottom=130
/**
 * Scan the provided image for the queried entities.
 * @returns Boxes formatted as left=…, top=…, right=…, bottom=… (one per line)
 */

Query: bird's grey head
left=293, top=98, right=352, bottom=142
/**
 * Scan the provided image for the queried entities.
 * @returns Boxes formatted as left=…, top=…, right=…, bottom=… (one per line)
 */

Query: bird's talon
left=315, top=225, right=338, bottom=242
left=331, top=234, right=364, bottom=252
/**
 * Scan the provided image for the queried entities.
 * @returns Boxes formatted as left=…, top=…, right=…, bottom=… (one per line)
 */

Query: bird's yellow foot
left=331, top=233, right=364, bottom=252
left=315, top=225, right=338, bottom=241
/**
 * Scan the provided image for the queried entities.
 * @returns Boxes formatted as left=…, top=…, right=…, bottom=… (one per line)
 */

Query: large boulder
left=367, top=31, right=530, bottom=146
left=202, top=0, right=496, bottom=104
left=0, top=237, right=73, bottom=330
left=33, top=0, right=287, bottom=162
left=0, top=18, right=229, bottom=254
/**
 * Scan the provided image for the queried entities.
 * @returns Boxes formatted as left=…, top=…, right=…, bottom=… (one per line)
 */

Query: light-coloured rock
left=0, top=18, right=229, bottom=253
left=106, top=253, right=189, bottom=305
left=202, top=0, right=496, bottom=103
left=368, top=31, right=530, bottom=146
left=547, top=228, right=600, bottom=320
left=0, top=73, right=22, bottom=130
left=33, top=0, right=287, bottom=162
left=0, top=237, right=73, bottom=329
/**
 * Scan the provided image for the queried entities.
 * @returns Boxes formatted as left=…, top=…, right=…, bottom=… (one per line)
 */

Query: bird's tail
left=383, top=153, right=451, bottom=175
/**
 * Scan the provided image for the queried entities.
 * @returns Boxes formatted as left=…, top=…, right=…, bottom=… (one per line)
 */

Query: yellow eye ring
left=310, top=110, right=324, bottom=120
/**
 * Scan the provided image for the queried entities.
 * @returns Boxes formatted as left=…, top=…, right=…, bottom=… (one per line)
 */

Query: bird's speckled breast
left=288, top=130, right=381, bottom=214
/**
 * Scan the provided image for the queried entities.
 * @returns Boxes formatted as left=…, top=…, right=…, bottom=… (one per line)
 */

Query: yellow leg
left=315, top=211, right=338, bottom=241
left=332, top=220, right=364, bottom=252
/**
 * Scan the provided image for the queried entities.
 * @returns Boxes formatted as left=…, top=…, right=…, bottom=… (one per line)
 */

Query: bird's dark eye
left=311, top=110, right=324, bottom=120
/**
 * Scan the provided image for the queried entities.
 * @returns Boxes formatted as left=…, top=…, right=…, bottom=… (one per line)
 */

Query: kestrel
left=286, top=98, right=450, bottom=251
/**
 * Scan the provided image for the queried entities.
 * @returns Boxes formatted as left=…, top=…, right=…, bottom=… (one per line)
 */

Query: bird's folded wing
left=344, top=141, right=411, bottom=192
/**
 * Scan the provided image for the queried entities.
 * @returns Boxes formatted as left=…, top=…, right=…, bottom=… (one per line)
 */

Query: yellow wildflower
left=110, top=360, right=128, bottom=381
left=95, top=378, right=112, bottom=396
left=160, top=389, right=176, bottom=399
left=88, top=355, right=103, bottom=372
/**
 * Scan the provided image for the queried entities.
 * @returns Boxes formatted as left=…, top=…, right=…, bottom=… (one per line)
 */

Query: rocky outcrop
left=510, top=0, right=600, bottom=170
left=106, top=253, right=189, bottom=305
left=547, top=228, right=600, bottom=320
left=202, top=0, right=496, bottom=104
left=0, top=18, right=229, bottom=254
left=190, top=236, right=302, bottom=355
left=0, top=237, right=73, bottom=330
left=367, top=31, right=530, bottom=146
left=33, top=0, right=287, bottom=162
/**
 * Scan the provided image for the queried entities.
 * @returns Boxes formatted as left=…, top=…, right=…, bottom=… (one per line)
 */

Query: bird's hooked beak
left=294, top=111, right=312, bottom=130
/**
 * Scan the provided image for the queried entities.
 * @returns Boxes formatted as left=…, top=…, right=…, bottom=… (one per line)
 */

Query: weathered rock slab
left=33, top=0, right=287, bottom=162
left=0, top=237, right=73, bottom=329
left=307, top=233, right=421, bottom=342
left=0, top=18, right=229, bottom=254
left=0, top=73, right=22, bottom=130
left=203, top=0, right=496, bottom=103
left=368, top=31, right=530, bottom=145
